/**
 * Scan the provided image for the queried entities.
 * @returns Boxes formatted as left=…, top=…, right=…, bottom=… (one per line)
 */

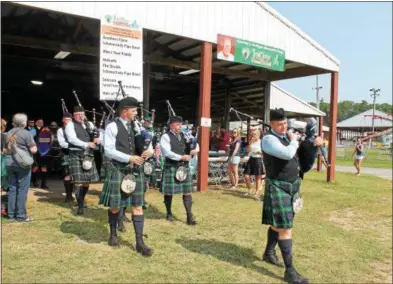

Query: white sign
left=201, top=117, right=212, bottom=128
left=100, top=15, right=143, bottom=101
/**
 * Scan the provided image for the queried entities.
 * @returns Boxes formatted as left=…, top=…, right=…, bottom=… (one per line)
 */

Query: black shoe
left=136, top=240, right=153, bottom=257
left=33, top=181, right=39, bottom=188
left=187, top=214, right=197, bottom=226
left=118, top=219, right=126, bottom=232
left=262, top=251, right=284, bottom=267
left=41, top=184, right=50, bottom=190
left=108, top=234, right=120, bottom=247
left=166, top=214, right=175, bottom=222
left=76, top=207, right=84, bottom=216
left=284, top=268, right=309, bottom=284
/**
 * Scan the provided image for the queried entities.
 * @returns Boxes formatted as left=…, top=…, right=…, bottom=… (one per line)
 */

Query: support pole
left=197, top=42, right=212, bottom=192
left=246, top=118, right=251, bottom=143
left=263, top=81, right=271, bottom=129
left=143, top=63, right=151, bottom=110
left=317, top=116, right=323, bottom=171
left=327, top=72, right=339, bottom=182
left=224, top=86, right=231, bottom=130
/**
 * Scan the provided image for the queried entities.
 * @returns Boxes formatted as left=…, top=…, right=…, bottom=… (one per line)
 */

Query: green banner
left=217, top=34, right=286, bottom=72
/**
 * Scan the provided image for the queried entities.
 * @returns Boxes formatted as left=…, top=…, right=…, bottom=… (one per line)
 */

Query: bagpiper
left=57, top=110, right=74, bottom=203
left=99, top=96, right=153, bottom=256
left=64, top=105, right=100, bottom=215
left=159, top=114, right=199, bottom=225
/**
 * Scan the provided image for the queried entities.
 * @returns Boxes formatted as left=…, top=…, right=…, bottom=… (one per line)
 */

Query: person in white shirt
left=57, top=112, right=73, bottom=203
left=159, top=116, right=199, bottom=225
left=98, top=96, right=154, bottom=256
left=217, top=37, right=235, bottom=62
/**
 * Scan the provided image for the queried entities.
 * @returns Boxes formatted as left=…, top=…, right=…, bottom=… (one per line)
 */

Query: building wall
left=20, top=1, right=339, bottom=72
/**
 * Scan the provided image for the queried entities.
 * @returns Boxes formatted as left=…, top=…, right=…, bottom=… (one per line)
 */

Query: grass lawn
left=335, top=148, right=392, bottom=169
left=2, top=171, right=392, bottom=283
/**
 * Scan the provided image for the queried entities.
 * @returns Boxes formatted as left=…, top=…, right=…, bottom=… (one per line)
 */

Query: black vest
left=68, top=120, right=90, bottom=149
left=166, top=131, right=188, bottom=163
left=262, top=132, right=300, bottom=182
left=114, top=119, right=135, bottom=156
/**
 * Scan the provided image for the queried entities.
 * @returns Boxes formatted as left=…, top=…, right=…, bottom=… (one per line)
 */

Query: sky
left=267, top=1, right=392, bottom=105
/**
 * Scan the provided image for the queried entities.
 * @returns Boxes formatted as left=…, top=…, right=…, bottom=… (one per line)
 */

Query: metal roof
left=337, top=109, right=393, bottom=129
left=19, top=1, right=340, bottom=72
left=270, top=83, right=326, bottom=117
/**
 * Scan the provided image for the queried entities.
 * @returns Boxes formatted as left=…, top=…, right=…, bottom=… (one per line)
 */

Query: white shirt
left=217, top=51, right=234, bottom=62
left=160, top=131, right=200, bottom=161
left=57, top=128, right=68, bottom=149
left=64, top=121, right=89, bottom=150
left=104, top=118, right=152, bottom=164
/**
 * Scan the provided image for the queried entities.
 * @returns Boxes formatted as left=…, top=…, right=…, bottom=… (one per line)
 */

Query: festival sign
left=100, top=15, right=143, bottom=101
left=217, top=34, right=286, bottom=72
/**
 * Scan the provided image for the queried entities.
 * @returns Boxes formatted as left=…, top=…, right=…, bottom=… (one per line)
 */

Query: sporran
left=175, top=166, right=188, bottom=182
left=292, top=193, right=303, bottom=214
left=121, top=173, right=136, bottom=194
left=143, top=161, right=154, bottom=176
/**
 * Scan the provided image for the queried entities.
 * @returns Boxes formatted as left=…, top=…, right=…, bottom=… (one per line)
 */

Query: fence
left=336, top=147, right=392, bottom=161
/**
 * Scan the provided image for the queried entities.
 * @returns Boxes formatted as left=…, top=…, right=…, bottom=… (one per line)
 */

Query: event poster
left=217, top=34, right=286, bottom=72
left=100, top=15, right=143, bottom=101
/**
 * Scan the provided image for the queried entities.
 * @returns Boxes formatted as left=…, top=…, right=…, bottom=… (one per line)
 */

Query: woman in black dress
left=243, top=128, right=265, bottom=199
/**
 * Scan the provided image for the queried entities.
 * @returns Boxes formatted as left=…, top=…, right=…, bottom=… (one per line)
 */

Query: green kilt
left=69, top=151, right=99, bottom=184
left=160, top=164, right=194, bottom=195
left=262, top=178, right=301, bottom=229
left=100, top=155, right=110, bottom=181
left=60, top=152, right=70, bottom=177
left=1, top=154, right=8, bottom=189
left=99, top=161, right=145, bottom=208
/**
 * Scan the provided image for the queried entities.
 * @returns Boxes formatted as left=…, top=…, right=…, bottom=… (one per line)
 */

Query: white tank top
left=249, top=140, right=262, bottom=158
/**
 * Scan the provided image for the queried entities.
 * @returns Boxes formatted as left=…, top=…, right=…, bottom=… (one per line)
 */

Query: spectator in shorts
left=352, top=137, right=365, bottom=176
left=227, top=128, right=241, bottom=190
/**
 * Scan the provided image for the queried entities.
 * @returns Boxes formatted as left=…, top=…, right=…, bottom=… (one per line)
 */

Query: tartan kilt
left=99, top=161, right=145, bottom=208
left=160, top=164, right=194, bottom=195
left=100, top=155, right=111, bottom=181
left=262, top=178, right=301, bottom=229
left=69, top=151, right=99, bottom=184
left=60, top=152, right=70, bottom=177
left=1, top=154, right=8, bottom=189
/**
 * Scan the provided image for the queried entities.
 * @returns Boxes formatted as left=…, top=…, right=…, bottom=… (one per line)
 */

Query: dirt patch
left=328, top=208, right=360, bottom=231
left=370, top=260, right=393, bottom=283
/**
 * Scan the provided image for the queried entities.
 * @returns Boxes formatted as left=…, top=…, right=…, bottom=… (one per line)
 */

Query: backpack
left=8, top=130, right=34, bottom=169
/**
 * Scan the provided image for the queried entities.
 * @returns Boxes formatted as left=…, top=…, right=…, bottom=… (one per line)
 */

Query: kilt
left=243, top=157, right=265, bottom=176
left=100, top=155, right=110, bottom=181
left=99, top=161, right=145, bottom=208
left=60, top=152, right=70, bottom=177
left=262, top=178, right=301, bottom=229
left=35, top=153, right=49, bottom=167
left=144, top=159, right=157, bottom=185
left=1, top=154, right=8, bottom=189
left=69, top=151, right=99, bottom=184
left=160, top=164, right=194, bottom=195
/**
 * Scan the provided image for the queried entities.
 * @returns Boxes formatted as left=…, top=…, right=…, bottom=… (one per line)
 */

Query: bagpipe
left=116, top=81, right=156, bottom=176
left=166, top=100, right=198, bottom=155
left=287, top=118, right=330, bottom=167
left=72, top=90, right=105, bottom=170
left=229, top=107, right=271, bottom=131
left=165, top=100, right=198, bottom=182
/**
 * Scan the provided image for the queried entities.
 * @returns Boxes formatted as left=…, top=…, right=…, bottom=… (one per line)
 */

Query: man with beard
left=160, top=116, right=199, bottom=225
left=65, top=106, right=100, bottom=215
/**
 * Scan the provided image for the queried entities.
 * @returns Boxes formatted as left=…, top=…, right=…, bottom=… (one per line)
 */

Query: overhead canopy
left=337, top=109, right=393, bottom=129
left=270, top=84, right=325, bottom=117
